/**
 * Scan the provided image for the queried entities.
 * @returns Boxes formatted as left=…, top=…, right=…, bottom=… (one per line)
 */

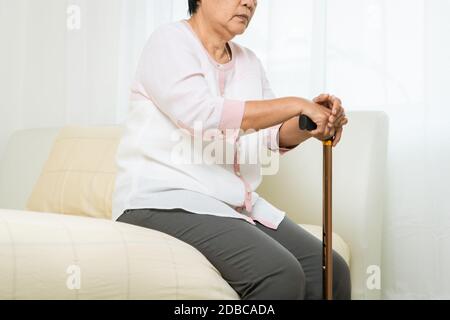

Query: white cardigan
left=112, top=19, right=295, bottom=229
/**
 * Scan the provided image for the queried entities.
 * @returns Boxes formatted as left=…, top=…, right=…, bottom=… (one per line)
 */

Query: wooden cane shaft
left=323, top=139, right=333, bottom=300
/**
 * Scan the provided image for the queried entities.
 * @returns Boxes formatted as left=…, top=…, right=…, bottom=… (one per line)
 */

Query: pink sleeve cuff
left=267, top=122, right=296, bottom=155
left=219, top=99, right=246, bottom=131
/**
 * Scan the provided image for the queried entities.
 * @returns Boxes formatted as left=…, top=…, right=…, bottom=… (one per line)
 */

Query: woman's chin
left=232, top=24, right=247, bottom=35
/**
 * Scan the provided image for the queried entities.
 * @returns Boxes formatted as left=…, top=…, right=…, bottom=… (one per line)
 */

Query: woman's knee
left=333, top=251, right=352, bottom=300
left=278, top=258, right=307, bottom=300
left=242, top=252, right=306, bottom=300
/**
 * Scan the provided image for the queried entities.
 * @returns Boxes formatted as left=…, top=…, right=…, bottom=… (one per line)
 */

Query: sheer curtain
left=0, top=0, right=449, bottom=299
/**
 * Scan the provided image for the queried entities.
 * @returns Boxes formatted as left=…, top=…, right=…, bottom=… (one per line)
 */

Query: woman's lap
left=116, top=208, right=350, bottom=299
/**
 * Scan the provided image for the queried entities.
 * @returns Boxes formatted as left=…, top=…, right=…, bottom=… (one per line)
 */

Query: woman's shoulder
left=231, top=42, right=265, bottom=72
left=232, top=41, right=254, bottom=57
left=146, top=20, right=188, bottom=46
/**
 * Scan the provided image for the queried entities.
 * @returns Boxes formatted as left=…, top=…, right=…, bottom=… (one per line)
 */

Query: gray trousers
left=117, top=208, right=351, bottom=300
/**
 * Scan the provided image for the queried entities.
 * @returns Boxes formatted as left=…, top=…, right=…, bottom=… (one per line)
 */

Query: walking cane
left=299, top=115, right=334, bottom=300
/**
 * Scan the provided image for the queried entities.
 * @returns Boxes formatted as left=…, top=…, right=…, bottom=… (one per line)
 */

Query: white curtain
left=1, top=0, right=449, bottom=299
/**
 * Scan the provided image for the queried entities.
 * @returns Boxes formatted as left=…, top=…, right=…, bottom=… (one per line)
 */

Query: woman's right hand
left=297, top=98, right=335, bottom=141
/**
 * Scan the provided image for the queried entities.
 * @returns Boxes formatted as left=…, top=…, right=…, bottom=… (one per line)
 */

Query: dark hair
left=188, top=0, right=199, bottom=16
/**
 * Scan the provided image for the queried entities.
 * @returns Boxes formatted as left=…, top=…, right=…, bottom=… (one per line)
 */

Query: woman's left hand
left=313, top=93, right=348, bottom=147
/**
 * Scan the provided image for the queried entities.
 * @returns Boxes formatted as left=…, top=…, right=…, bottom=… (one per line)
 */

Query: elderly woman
left=113, top=0, right=350, bottom=300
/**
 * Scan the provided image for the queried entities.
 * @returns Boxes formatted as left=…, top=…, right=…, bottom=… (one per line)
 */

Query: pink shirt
left=112, top=19, right=295, bottom=229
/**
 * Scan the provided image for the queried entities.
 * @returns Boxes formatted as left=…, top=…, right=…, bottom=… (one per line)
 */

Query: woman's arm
left=278, top=116, right=313, bottom=148
left=240, top=97, right=307, bottom=132
left=240, top=96, right=332, bottom=148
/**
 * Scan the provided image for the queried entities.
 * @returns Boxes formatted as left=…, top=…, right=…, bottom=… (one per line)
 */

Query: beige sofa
left=0, top=111, right=388, bottom=299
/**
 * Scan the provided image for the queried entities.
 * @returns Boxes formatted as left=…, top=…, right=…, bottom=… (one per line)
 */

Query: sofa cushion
left=0, top=208, right=239, bottom=299
left=26, top=126, right=123, bottom=219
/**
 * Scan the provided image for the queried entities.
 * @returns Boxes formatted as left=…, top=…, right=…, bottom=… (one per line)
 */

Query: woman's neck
left=187, top=16, right=231, bottom=64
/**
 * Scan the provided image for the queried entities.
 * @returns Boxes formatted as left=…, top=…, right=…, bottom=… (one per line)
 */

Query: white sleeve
left=134, top=25, right=246, bottom=137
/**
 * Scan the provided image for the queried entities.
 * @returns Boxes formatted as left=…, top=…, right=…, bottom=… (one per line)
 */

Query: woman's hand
left=313, top=94, right=348, bottom=128
left=298, top=98, right=335, bottom=141
left=312, top=93, right=348, bottom=147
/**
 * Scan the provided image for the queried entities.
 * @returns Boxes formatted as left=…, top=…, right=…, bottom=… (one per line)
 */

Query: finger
left=313, top=93, right=327, bottom=102
left=337, top=116, right=348, bottom=127
left=324, top=123, right=333, bottom=138
left=328, top=114, right=337, bottom=126
left=333, top=105, right=345, bottom=122
left=338, top=116, right=348, bottom=127
left=330, top=95, right=342, bottom=106
left=335, top=129, right=342, bottom=147
left=325, top=97, right=333, bottom=109
left=331, top=97, right=342, bottom=115
left=333, top=127, right=343, bottom=147
left=328, top=108, right=344, bottom=126
left=329, top=117, right=347, bottom=131
left=313, top=93, right=330, bottom=103
left=329, top=95, right=343, bottom=114
left=331, top=113, right=345, bottom=127
left=335, top=106, right=345, bottom=118
left=318, top=94, right=333, bottom=108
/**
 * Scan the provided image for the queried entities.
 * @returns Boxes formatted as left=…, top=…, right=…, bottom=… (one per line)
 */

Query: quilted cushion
left=26, top=126, right=123, bottom=219
left=0, top=208, right=239, bottom=299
